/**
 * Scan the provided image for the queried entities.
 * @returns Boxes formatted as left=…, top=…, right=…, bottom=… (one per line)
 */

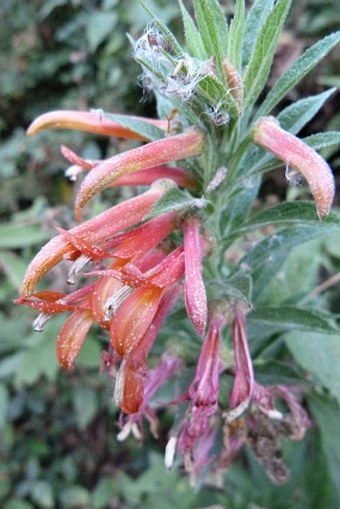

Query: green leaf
left=226, top=0, right=245, bottom=71
left=86, top=12, right=117, bottom=52
left=224, top=272, right=253, bottom=306
left=198, top=74, right=239, bottom=118
left=233, top=202, right=340, bottom=235
left=303, top=131, right=340, bottom=151
left=0, top=223, right=50, bottom=249
left=277, top=88, right=336, bottom=134
left=0, top=251, right=27, bottom=289
left=286, top=332, right=340, bottom=405
left=235, top=225, right=339, bottom=299
left=256, top=30, right=340, bottom=118
left=249, top=306, right=338, bottom=334
left=308, top=393, right=340, bottom=499
left=104, top=113, right=165, bottom=141
left=242, top=0, right=274, bottom=67
left=244, top=0, right=292, bottom=109
left=73, top=386, right=98, bottom=430
left=91, top=477, right=118, bottom=509
left=193, top=0, right=227, bottom=68
left=178, top=0, right=206, bottom=59
left=146, top=187, right=206, bottom=219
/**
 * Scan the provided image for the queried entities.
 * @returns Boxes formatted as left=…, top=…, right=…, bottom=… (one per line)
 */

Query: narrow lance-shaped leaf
left=256, top=30, right=340, bottom=119
left=244, top=0, right=292, bottom=109
left=226, top=0, right=245, bottom=72
left=242, top=0, right=274, bottom=67
left=178, top=0, right=206, bottom=59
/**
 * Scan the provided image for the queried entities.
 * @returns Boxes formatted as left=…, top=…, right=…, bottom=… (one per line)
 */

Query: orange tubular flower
left=61, top=145, right=197, bottom=190
left=20, top=180, right=174, bottom=296
left=27, top=110, right=169, bottom=140
left=110, top=286, right=164, bottom=357
left=74, top=128, right=204, bottom=214
left=57, top=309, right=95, bottom=369
left=252, top=116, right=335, bottom=218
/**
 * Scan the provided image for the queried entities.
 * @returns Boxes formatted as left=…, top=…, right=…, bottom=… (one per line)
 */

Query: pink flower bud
left=252, top=116, right=335, bottom=218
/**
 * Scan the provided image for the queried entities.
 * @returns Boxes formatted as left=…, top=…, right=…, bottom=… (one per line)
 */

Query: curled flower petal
left=252, top=116, right=335, bottom=218
left=27, top=110, right=168, bottom=140
left=75, top=128, right=204, bottom=211
left=57, top=309, right=94, bottom=369
left=182, top=215, right=207, bottom=335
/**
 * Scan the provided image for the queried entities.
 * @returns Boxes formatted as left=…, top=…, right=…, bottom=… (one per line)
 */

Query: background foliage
left=0, top=1, right=339, bottom=507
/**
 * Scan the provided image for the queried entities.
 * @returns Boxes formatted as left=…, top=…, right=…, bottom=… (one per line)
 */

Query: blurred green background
left=0, top=1, right=339, bottom=508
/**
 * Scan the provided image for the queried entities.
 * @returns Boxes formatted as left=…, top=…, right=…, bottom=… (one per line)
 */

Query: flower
left=252, top=116, right=335, bottom=218
left=74, top=127, right=204, bottom=217
left=19, top=180, right=175, bottom=296
left=181, top=215, right=208, bottom=335
left=166, top=306, right=226, bottom=476
left=27, top=109, right=169, bottom=140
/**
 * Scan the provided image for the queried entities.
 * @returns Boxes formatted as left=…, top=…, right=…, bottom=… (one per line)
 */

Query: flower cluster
left=17, top=10, right=336, bottom=484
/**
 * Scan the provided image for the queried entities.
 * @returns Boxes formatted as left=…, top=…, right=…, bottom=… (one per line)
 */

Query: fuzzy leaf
left=178, top=0, right=206, bottom=59
left=303, top=131, right=340, bottom=151
left=244, top=0, right=292, bottom=109
left=242, top=0, right=274, bottom=67
left=235, top=225, right=339, bottom=299
left=249, top=306, right=338, bottom=334
left=146, top=187, right=207, bottom=219
left=277, top=88, right=336, bottom=134
left=226, top=0, right=245, bottom=71
left=234, top=202, right=340, bottom=235
left=257, top=31, right=340, bottom=118
left=193, top=0, right=226, bottom=68
left=104, top=113, right=165, bottom=141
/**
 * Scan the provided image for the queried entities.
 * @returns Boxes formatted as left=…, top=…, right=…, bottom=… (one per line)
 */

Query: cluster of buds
left=17, top=93, right=333, bottom=482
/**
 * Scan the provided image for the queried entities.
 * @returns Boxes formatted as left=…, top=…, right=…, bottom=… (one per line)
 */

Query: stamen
left=65, top=165, right=83, bottom=182
left=67, top=254, right=91, bottom=284
left=32, top=312, right=51, bottom=332
left=103, top=286, right=134, bottom=321
left=164, top=435, right=177, bottom=470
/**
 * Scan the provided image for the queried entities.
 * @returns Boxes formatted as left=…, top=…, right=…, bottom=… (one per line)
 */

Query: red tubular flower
left=171, top=309, right=226, bottom=471
left=74, top=128, right=204, bottom=214
left=27, top=110, right=169, bottom=140
left=182, top=215, right=208, bottom=336
left=227, top=309, right=254, bottom=421
left=252, top=116, right=335, bottom=218
left=20, top=180, right=174, bottom=296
